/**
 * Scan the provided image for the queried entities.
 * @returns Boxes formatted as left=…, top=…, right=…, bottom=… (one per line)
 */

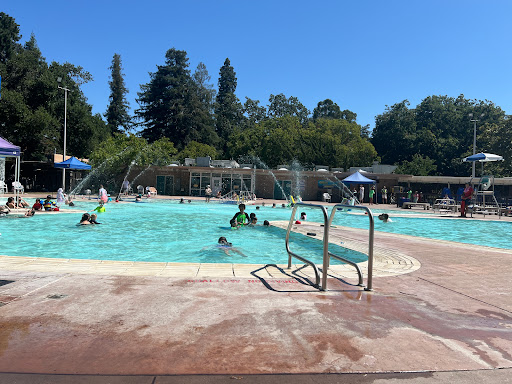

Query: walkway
left=0, top=209, right=511, bottom=382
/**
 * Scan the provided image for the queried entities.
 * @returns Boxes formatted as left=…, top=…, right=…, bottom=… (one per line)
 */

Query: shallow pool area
left=1, top=199, right=510, bottom=265
left=0, top=200, right=366, bottom=265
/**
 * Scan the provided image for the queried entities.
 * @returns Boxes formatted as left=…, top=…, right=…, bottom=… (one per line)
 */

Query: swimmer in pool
left=230, top=203, right=250, bottom=227
left=24, top=208, right=36, bottom=217
left=217, top=237, right=246, bottom=257
left=378, top=213, right=392, bottom=223
left=79, top=213, right=92, bottom=225
left=89, top=213, right=101, bottom=224
left=93, top=201, right=106, bottom=213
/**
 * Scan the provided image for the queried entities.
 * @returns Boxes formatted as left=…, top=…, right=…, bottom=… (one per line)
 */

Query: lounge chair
left=148, top=187, right=158, bottom=195
left=322, top=192, right=331, bottom=203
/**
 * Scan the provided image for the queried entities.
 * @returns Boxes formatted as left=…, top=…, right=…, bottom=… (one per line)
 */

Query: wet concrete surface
left=0, top=370, right=512, bottom=383
left=0, top=227, right=511, bottom=379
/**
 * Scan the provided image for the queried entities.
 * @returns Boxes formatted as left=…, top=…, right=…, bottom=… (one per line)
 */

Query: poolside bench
left=402, top=202, right=431, bottom=210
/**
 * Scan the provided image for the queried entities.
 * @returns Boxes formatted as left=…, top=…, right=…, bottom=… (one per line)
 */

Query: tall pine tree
left=214, top=58, right=243, bottom=155
left=137, top=48, right=217, bottom=149
left=105, top=53, right=131, bottom=134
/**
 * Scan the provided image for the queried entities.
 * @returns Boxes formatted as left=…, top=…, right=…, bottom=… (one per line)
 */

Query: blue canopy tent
left=54, top=156, right=91, bottom=170
left=339, top=171, right=376, bottom=205
left=0, top=136, right=21, bottom=196
left=341, top=171, right=376, bottom=184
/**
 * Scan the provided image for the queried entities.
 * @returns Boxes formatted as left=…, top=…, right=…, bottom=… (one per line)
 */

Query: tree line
left=1, top=12, right=510, bottom=177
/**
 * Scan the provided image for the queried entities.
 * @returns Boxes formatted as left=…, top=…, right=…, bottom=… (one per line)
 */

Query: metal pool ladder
left=285, top=202, right=375, bottom=291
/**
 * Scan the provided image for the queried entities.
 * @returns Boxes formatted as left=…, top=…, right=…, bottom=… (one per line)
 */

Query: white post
left=472, top=119, right=476, bottom=178
left=58, top=85, right=70, bottom=191
left=62, top=88, right=67, bottom=190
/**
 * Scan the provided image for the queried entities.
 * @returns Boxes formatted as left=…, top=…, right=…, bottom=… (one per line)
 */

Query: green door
left=156, top=176, right=165, bottom=195
left=165, top=176, right=174, bottom=195
left=157, top=175, right=174, bottom=195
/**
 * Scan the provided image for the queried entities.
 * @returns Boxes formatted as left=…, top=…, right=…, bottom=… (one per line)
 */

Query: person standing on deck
left=205, top=185, right=212, bottom=203
left=369, top=186, right=375, bottom=205
left=460, top=183, right=473, bottom=218
left=381, top=186, right=388, bottom=204
left=359, top=185, right=365, bottom=203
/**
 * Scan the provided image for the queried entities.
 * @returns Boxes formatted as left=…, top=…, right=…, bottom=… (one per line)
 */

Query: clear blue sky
left=4, top=1, right=512, bottom=130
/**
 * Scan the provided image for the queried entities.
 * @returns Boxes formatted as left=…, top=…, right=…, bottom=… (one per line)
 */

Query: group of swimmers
left=229, top=203, right=270, bottom=228
left=3, top=196, right=29, bottom=210
left=1, top=195, right=76, bottom=217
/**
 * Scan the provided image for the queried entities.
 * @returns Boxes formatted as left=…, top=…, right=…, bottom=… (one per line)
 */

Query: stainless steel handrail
left=285, top=203, right=329, bottom=289
left=327, top=204, right=375, bottom=291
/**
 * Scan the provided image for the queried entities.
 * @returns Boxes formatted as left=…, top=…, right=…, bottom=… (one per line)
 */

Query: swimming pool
left=0, top=200, right=367, bottom=265
left=1, top=200, right=509, bottom=265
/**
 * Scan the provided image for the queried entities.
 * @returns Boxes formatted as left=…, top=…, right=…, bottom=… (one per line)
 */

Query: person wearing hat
left=205, top=184, right=212, bottom=203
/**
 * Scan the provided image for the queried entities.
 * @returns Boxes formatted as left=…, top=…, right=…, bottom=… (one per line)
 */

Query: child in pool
left=217, top=237, right=246, bottom=256
left=378, top=213, right=392, bottom=223
left=78, top=213, right=92, bottom=225
left=89, top=213, right=101, bottom=224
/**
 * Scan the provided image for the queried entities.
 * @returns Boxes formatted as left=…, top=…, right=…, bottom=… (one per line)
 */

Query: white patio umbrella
left=462, top=152, right=504, bottom=176
left=462, top=152, right=504, bottom=162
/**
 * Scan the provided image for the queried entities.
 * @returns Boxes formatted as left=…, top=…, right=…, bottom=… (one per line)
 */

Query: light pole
left=57, top=77, right=70, bottom=190
left=468, top=113, right=484, bottom=178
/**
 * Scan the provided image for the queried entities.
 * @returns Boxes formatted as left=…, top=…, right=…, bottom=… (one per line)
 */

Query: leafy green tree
left=341, top=109, right=357, bottom=123
left=372, top=95, right=506, bottom=176
left=228, top=116, right=377, bottom=169
left=51, top=61, right=110, bottom=158
left=371, top=100, right=418, bottom=165
left=395, top=154, right=437, bottom=175
left=87, top=134, right=177, bottom=191
left=478, top=119, right=512, bottom=177
left=243, top=97, right=267, bottom=125
left=360, top=124, right=370, bottom=139
left=215, top=58, right=243, bottom=155
left=105, top=53, right=131, bottom=134
left=0, top=12, right=21, bottom=64
left=0, top=20, right=108, bottom=161
left=137, top=48, right=217, bottom=149
left=313, top=99, right=342, bottom=120
left=178, top=141, right=218, bottom=162
left=267, top=93, right=310, bottom=125
left=312, top=99, right=358, bottom=123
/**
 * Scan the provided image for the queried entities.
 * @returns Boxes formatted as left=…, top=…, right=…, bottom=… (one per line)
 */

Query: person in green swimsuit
left=369, top=186, right=375, bottom=205
left=230, top=203, right=250, bottom=227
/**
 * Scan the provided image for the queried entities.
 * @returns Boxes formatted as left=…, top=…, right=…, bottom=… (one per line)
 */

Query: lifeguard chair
left=471, top=175, right=500, bottom=216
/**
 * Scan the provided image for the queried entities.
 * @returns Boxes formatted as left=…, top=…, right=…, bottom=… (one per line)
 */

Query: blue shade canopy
left=342, top=171, right=376, bottom=184
left=0, top=136, right=21, bottom=157
left=54, top=156, right=91, bottom=170
left=462, top=152, right=504, bottom=162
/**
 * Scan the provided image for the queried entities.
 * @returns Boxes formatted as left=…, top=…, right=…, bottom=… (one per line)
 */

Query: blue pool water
left=1, top=200, right=510, bottom=264
left=0, top=200, right=366, bottom=264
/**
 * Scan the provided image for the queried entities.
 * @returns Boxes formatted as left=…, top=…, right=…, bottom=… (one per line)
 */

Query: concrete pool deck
left=0, top=198, right=511, bottom=382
